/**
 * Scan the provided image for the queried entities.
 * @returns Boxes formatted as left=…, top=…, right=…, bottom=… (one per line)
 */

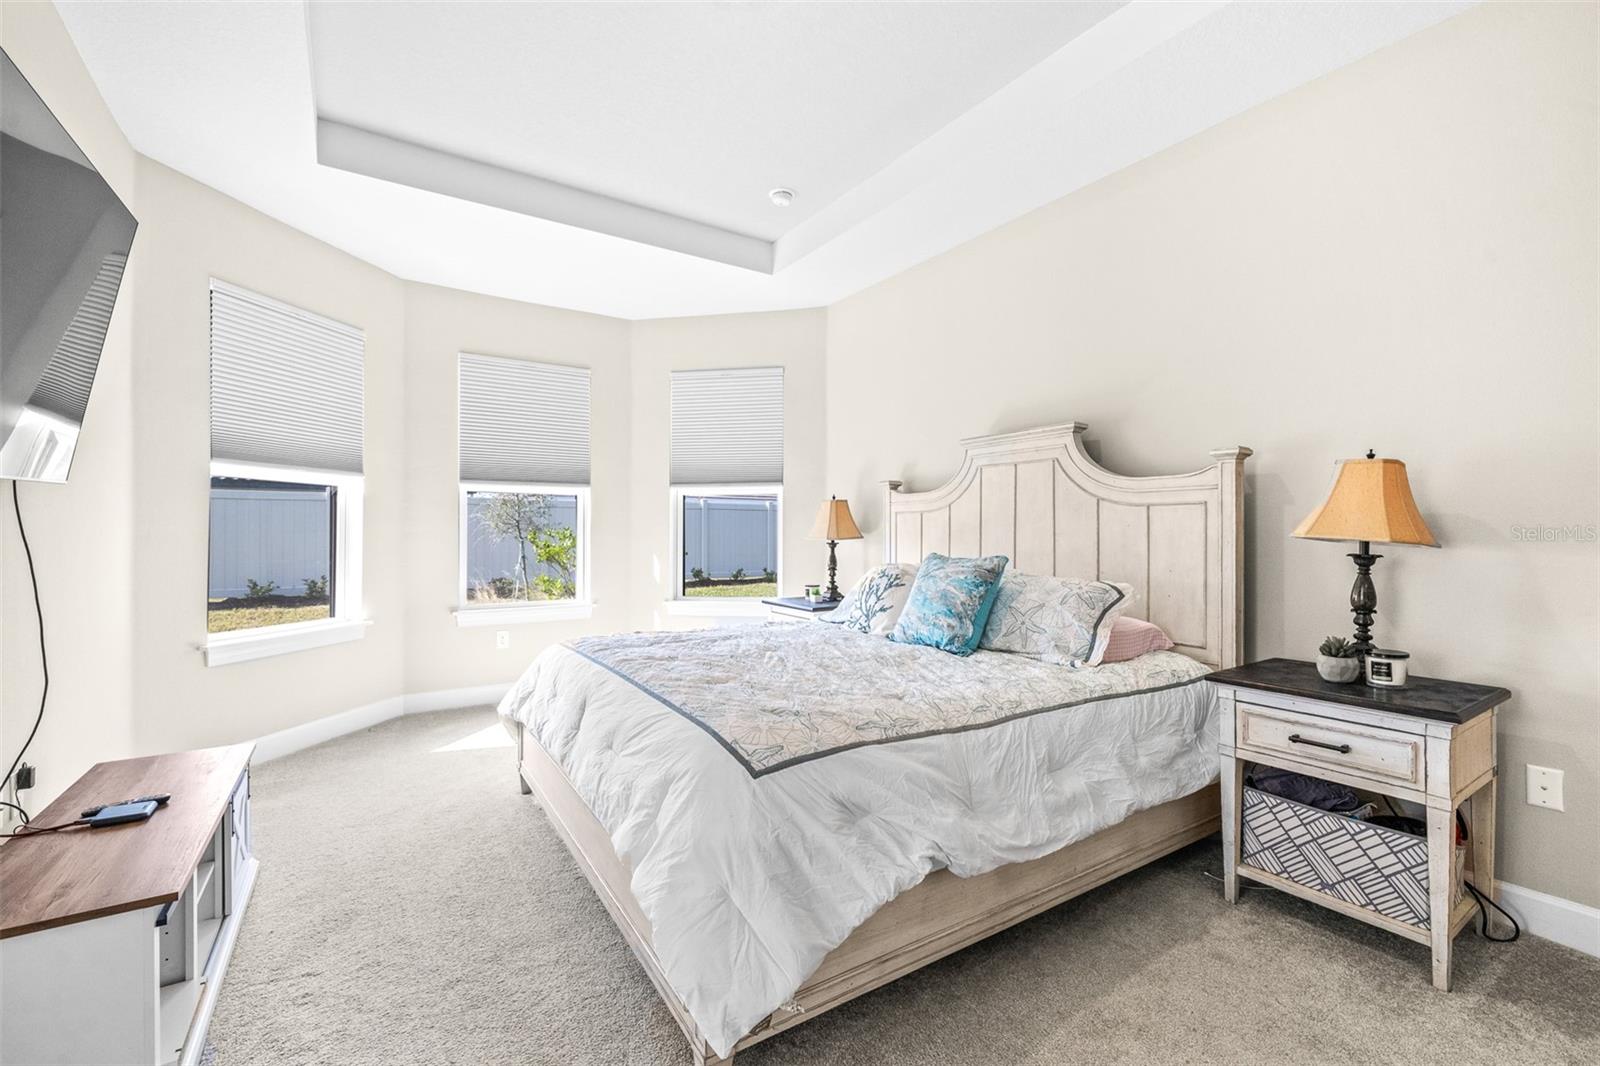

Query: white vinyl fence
left=209, top=489, right=778, bottom=599
left=208, top=486, right=332, bottom=599
left=682, top=495, right=777, bottom=580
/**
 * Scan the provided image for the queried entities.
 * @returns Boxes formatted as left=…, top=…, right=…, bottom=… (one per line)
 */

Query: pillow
left=888, top=553, right=1009, bottom=655
left=825, top=563, right=918, bottom=635
left=979, top=574, right=1132, bottom=667
left=1099, top=616, right=1176, bottom=663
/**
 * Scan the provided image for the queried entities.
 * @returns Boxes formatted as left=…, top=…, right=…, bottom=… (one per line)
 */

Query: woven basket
left=1242, top=787, right=1463, bottom=930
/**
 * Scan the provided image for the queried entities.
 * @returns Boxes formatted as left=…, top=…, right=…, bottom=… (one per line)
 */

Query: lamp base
left=1348, top=540, right=1382, bottom=657
left=825, top=540, right=842, bottom=601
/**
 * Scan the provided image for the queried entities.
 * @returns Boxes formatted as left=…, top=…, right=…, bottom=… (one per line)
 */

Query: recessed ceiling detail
left=55, top=0, right=1473, bottom=318
left=305, top=1, right=1119, bottom=273
left=315, top=119, right=777, bottom=272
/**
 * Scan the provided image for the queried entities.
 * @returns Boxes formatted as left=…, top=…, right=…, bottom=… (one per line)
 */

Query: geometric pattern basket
left=1241, top=787, right=1450, bottom=929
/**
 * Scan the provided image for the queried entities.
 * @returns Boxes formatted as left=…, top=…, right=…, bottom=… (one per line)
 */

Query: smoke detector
left=768, top=188, right=795, bottom=208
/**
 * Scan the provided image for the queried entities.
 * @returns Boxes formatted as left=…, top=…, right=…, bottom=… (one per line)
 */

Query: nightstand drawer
left=1236, top=702, right=1423, bottom=788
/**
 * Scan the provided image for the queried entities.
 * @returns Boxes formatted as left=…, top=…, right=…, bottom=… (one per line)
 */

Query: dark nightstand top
left=762, top=596, right=839, bottom=613
left=1208, top=657, right=1510, bottom=725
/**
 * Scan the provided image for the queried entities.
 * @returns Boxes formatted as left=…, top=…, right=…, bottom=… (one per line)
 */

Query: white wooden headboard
left=884, top=423, right=1250, bottom=669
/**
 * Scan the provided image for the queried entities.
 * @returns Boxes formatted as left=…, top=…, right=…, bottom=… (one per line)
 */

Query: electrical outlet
left=495, top=630, right=510, bottom=650
left=1526, top=765, right=1564, bottom=811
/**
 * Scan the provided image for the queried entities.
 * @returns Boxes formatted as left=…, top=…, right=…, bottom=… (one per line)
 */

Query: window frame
left=455, top=480, right=593, bottom=626
left=203, top=459, right=367, bottom=666
left=668, top=483, right=782, bottom=615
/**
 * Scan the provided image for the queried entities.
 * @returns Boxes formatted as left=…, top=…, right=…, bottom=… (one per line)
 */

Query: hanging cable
left=2, top=480, right=48, bottom=819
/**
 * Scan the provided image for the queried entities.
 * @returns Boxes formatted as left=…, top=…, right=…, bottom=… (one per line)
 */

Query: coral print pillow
left=979, top=574, right=1132, bottom=667
left=827, top=563, right=917, bottom=635
left=889, top=553, right=1010, bottom=656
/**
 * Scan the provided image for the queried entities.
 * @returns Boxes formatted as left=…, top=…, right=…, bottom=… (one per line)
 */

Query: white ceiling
left=309, top=1, right=1121, bottom=244
left=53, top=1, right=1472, bottom=319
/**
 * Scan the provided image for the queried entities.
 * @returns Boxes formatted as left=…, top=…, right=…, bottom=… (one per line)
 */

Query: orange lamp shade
left=809, top=497, right=863, bottom=541
left=1292, top=456, right=1438, bottom=547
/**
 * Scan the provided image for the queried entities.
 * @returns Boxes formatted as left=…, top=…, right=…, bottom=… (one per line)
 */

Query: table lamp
left=809, top=496, right=863, bottom=601
left=1292, top=450, right=1438, bottom=656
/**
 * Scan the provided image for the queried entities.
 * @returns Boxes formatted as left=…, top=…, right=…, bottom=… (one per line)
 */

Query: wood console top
left=0, top=744, right=253, bottom=939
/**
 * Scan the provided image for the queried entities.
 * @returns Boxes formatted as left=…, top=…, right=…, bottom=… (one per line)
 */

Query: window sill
left=454, top=602, right=595, bottom=627
left=662, top=599, right=769, bottom=619
left=204, top=617, right=370, bottom=667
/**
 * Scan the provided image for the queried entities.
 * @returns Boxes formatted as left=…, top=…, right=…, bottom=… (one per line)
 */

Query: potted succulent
left=1316, top=636, right=1361, bottom=683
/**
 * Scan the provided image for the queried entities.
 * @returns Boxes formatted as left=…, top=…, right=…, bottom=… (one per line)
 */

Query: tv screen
left=0, top=47, right=137, bottom=483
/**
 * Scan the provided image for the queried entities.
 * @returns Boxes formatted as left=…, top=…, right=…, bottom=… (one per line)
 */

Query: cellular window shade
left=458, top=354, right=591, bottom=484
left=670, top=367, right=783, bottom=485
left=209, top=281, right=364, bottom=473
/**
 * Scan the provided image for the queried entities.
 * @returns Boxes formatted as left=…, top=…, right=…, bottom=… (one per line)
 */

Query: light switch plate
left=495, top=630, right=510, bottom=650
left=1526, top=764, right=1564, bottom=811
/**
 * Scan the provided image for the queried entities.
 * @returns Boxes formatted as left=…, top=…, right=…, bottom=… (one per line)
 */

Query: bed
left=501, top=422, right=1250, bottom=1063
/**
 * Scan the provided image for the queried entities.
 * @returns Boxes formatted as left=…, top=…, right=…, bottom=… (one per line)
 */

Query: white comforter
left=499, top=623, right=1218, bottom=1056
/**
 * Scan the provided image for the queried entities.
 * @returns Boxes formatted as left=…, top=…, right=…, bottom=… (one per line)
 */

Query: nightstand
left=762, top=597, right=839, bottom=624
left=1210, top=658, right=1509, bottom=992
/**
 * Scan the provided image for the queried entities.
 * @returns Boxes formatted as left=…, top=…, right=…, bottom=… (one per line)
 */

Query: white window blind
left=209, top=280, right=364, bottom=473
left=670, top=367, right=783, bottom=485
left=458, top=353, right=591, bottom=484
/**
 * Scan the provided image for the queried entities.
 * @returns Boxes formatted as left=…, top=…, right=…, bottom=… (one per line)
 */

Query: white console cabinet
left=0, top=745, right=257, bottom=1065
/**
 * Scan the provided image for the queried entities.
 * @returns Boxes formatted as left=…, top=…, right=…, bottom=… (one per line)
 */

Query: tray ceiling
left=54, top=1, right=1472, bottom=319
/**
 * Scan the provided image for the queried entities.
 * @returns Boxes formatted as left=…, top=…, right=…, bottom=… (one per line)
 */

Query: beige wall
left=125, top=158, right=409, bottom=753
left=1, top=0, right=139, bottom=809
left=401, top=282, right=632, bottom=692
left=627, top=311, right=828, bottom=630
left=826, top=2, right=1598, bottom=905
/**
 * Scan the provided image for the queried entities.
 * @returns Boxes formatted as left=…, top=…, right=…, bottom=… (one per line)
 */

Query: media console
left=0, top=744, right=256, bottom=1065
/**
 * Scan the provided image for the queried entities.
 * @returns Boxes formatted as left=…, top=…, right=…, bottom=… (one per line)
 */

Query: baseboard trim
left=253, top=695, right=406, bottom=762
left=404, top=683, right=511, bottom=714
left=253, top=683, right=512, bottom=763
left=1497, top=881, right=1600, bottom=958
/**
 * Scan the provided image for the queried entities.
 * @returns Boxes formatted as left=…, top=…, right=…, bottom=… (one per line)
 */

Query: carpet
left=205, top=708, right=1600, bottom=1065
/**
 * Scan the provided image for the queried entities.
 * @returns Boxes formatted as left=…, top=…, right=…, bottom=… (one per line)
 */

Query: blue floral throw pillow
left=889, top=553, right=1010, bottom=655
left=826, top=564, right=917, bottom=635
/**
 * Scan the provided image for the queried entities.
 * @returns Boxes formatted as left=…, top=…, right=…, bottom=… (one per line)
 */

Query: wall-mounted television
left=1, top=47, right=138, bottom=483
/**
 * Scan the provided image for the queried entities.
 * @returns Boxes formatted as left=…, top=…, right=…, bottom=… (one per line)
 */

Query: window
left=675, top=489, right=779, bottom=598
left=208, top=476, right=335, bottom=631
left=205, top=281, right=365, bottom=664
left=669, top=368, right=783, bottom=603
left=457, top=354, right=591, bottom=623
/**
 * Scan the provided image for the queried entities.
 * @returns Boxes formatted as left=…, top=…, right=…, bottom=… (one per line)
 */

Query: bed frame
left=516, top=422, right=1250, bottom=1064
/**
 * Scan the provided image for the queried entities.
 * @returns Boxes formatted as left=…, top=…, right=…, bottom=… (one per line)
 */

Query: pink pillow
left=1100, top=617, right=1175, bottom=663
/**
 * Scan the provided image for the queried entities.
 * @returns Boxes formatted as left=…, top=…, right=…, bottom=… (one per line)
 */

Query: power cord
left=1376, top=795, right=1518, bottom=942
left=4, top=817, right=84, bottom=840
left=1463, top=879, right=1520, bottom=942
left=2, top=479, right=48, bottom=822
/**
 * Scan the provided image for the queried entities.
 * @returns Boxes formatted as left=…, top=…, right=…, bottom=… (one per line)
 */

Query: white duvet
left=499, top=623, right=1218, bottom=1056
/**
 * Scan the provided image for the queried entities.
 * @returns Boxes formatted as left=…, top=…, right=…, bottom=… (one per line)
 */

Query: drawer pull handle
left=1288, top=733, right=1352, bottom=754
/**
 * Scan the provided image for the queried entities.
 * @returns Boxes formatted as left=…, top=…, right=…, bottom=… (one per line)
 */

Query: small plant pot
left=1317, top=653, right=1361, bottom=684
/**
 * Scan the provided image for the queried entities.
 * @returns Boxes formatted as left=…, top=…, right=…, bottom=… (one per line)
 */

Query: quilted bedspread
left=500, top=623, right=1218, bottom=1056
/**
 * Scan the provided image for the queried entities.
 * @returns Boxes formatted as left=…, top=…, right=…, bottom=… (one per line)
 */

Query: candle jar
left=1365, top=649, right=1411, bottom=688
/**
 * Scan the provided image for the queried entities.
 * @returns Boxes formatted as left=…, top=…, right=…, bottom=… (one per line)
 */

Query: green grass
left=683, top=581, right=777, bottom=599
left=207, top=598, right=330, bottom=633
